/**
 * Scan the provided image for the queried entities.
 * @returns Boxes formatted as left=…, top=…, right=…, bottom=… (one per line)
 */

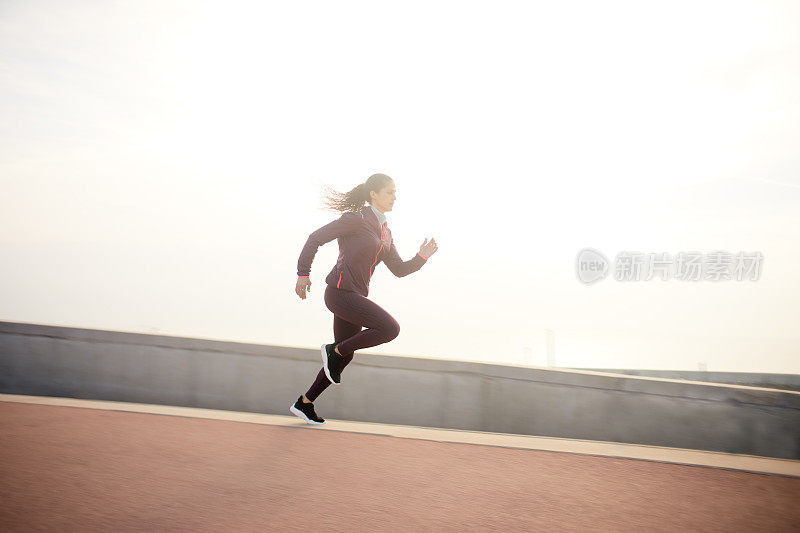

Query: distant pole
left=546, top=329, right=555, bottom=367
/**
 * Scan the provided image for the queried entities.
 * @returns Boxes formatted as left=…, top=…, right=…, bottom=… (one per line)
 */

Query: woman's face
left=370, top=181, right=396, bottom=213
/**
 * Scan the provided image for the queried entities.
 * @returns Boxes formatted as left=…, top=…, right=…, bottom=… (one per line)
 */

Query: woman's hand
left=296, top=277, right=312, bottom=300
left=418, top=237, right=438, bottom=260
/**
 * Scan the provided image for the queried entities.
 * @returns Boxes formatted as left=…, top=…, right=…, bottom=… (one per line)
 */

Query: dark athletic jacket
left=297, top=205, right=427, bottom=297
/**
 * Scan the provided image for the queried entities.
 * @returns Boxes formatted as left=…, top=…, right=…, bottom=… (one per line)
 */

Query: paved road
left=1, top=401, right=798, bottom=532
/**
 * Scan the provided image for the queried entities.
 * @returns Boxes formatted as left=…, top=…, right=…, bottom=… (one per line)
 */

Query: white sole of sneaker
left=289, top=404, right=324, bottom=425
left=321, top=343, right=339, bottom=385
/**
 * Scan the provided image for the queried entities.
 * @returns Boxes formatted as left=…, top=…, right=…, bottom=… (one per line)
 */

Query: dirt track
left=1, top=401, right=798, bottom=532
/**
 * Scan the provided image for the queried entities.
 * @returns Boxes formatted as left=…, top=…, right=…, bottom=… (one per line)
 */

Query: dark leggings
left=304, top=285, right=401, bottom=402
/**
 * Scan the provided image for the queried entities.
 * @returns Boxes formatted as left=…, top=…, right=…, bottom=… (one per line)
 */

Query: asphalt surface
left=1, top=401, right=798, bottom=532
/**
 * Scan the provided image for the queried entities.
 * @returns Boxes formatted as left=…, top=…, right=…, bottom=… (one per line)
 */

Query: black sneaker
left=321, top=343, right=343, bottom=385
left=289, top=396, right=325, bottom=424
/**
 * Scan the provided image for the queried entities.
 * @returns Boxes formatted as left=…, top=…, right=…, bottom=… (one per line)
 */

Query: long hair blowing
left=321, top=173, right=393, bottom=213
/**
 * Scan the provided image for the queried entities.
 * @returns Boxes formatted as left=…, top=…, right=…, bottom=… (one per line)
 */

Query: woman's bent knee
left=386, top=319, right=400, bottom=341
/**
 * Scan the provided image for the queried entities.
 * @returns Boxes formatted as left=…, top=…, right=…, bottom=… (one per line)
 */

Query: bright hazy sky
left=2, top=1, right=799, bottom=373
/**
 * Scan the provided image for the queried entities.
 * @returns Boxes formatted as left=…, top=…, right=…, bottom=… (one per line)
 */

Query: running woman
left=289, top=173, right=438, bottom=424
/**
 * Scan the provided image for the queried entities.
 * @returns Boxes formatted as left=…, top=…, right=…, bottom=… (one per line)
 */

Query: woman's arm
left=297, top=212, right=361, bottom=277
left=382, top=240, right=431, bottom=278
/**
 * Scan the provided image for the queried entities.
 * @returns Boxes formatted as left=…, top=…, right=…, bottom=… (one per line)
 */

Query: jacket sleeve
left=382, top=241, right=427, bottom=278
left=297, top=212, right=361, bottom=277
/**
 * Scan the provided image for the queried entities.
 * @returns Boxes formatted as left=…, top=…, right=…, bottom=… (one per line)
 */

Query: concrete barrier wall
left=571, top=368, right=800, bottom=392
left=2, top=320, right=799, bottom=459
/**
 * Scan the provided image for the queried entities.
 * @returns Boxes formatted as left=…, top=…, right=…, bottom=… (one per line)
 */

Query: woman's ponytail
left=321, top=173, right=392, bottom=212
